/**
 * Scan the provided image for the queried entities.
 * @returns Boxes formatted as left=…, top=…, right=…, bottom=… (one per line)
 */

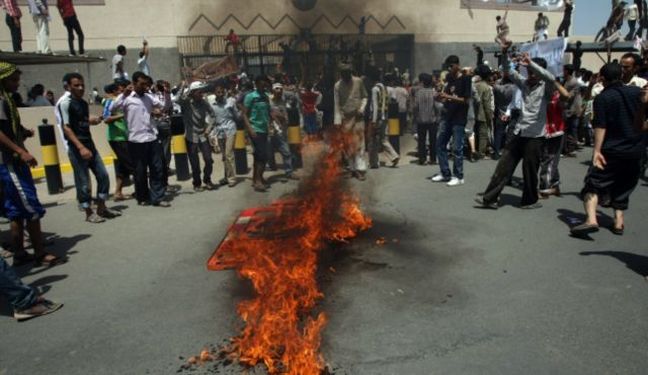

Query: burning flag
left=206, top=131, right=372, bottom=374
left=182, top=55, right=239, bottom=83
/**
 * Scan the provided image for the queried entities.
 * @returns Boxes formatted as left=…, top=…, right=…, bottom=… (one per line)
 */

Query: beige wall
left=1, top=0, right=562, bottom=51
left=19, top=105, right=113, bottom=167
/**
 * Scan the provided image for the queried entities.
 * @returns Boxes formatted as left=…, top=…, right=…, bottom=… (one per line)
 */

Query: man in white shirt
left=621, top=52, right=648, bottom=87
left=137, top=40, right=150, bottom=77
left=26, top=0, right=51, bottom=54
left=112, top=45, right=127, bottom=81
left=54, top=74, right=72, bottom=152
left=113, top=71, right=171, bottom=207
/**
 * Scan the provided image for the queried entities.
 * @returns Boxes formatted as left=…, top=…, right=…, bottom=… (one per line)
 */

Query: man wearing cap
left=175, top=81, right=217, bottom=191
left=0, top=62, right=63, bottom=266
left=269, top=82, right=298, bottom=181
left=334, top=63, right=369, bottom=180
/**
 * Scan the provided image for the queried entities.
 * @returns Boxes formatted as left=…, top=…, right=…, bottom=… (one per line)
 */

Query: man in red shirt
left=57, top=0, right=84, bottom=56
left=224, top=29, right=240, bottom=55
left=299, top=81, right=322, bottom=137
left=1, top=0, right=22, bottom=52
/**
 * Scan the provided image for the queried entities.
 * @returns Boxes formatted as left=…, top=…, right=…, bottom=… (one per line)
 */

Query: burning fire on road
left=195, top=132, right=372, bottom=374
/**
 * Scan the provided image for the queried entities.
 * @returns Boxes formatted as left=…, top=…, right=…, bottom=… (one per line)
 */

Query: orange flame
left=221, top=131, right=372, bottom=374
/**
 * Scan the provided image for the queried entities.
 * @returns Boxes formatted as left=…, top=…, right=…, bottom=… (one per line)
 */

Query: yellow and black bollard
left=287, top=109, right=302, bottom=169
left=171, top=115, right=190, bottom=181
left=37, top=119, right=64, bottom=194
left=234, top=125, right=249, bottom=175
left=388, top=102, right=401, bottom=155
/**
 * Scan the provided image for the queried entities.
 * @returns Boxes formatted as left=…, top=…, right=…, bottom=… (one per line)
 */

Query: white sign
left=518, top=37, right=568, bottom=77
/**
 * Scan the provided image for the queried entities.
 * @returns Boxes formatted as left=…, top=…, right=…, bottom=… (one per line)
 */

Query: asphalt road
left=1, top=137, right=647, bottom=375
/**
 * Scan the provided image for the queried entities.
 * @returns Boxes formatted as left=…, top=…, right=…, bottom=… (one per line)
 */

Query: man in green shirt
left=243, top=75, right=271, bottom=192
left=103, top=82, right=134, bottom=201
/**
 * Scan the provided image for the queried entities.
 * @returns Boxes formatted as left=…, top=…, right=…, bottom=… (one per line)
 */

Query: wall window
left=460, top=0, right=564, bottom=12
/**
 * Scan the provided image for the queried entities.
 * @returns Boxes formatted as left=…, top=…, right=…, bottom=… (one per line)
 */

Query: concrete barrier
left=19, top=105, right=115, bottom=179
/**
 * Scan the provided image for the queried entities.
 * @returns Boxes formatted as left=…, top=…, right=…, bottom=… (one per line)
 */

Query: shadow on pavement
left=15, top=232, right=91, bottom=278
left=580, top=251, right=648, bottom=279
left=557, top=208, right=614, bottom=228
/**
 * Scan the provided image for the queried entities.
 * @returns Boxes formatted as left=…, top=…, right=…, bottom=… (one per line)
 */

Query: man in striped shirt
left=1, top=0, right=22, bottom=52
left=413, top=73, right=442, bottom=165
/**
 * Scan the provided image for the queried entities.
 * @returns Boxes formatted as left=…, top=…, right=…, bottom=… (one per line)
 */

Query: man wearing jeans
left=1, top=0, right=22, bottom=53
left=59, top=73, right=120, bottom=223
left=1, top=258, right=63, bottom=321
left=432, top=55, right=472, bottom=187
left=269, top=83, right=298, bottom=181
left=176, top=81, right=216, bottom=191
left=113, top=72, right=171, bottom=207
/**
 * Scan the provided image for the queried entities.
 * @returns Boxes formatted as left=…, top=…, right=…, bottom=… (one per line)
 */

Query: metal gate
left=177, top=33, right=414, bottom=80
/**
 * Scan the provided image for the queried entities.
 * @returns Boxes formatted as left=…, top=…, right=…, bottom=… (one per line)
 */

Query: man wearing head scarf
left=0, top=62, right=64, bottom=267
left=334, top=63, right=368, bottom=180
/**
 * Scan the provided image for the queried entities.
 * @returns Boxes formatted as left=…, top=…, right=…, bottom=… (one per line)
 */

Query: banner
left=527, top=0, right=564, bottom=11
left=464, top=0, right=564, bottom=11
left=188, top=55, right=239, bottom=82
left=518, top=37, right=568, bottom=77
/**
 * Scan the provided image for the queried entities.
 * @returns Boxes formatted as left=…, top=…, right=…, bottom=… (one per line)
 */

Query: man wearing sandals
left=571, top=62, right=647, bottom=237
left=0, top=61, right=63, bottom=267
left=1, top=257, right=63, bottom=321
left=59, top=72, right=121, bottom=223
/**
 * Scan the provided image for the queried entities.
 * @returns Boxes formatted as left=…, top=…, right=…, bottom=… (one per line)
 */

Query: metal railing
left=177, top=33, right=415, bottom=78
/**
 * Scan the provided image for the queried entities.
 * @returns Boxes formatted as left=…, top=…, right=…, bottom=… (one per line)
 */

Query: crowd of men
left=1, top=7, right=648, bottom=322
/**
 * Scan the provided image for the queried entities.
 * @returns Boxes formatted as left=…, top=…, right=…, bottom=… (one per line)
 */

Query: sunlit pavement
left=1, top=136, right=647, bottom=375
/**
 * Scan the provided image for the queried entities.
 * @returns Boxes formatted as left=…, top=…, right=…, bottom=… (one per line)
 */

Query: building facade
left=2, top=0, right=578, bottom=93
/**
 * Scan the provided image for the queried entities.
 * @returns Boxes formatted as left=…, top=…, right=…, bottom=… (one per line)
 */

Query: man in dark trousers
left=571, top=62, right=647, bottom=237
left=113, top=72, right=171, bottom=207
left=431, top=55, right=472, bottom=187
left=1, top=0, right=22, bottom=52
left=59, top=72, right=121, bottom=222
left=475, top=53, right=568, bottom=210
left=557, top=0, right=574, bottom=37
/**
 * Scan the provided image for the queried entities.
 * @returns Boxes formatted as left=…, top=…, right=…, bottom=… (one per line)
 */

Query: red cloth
left=300, top=90, right=319, bottom=114
left=57, top=0, right=76, bottom=18
left=545, top=91, right=565, bottom=137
